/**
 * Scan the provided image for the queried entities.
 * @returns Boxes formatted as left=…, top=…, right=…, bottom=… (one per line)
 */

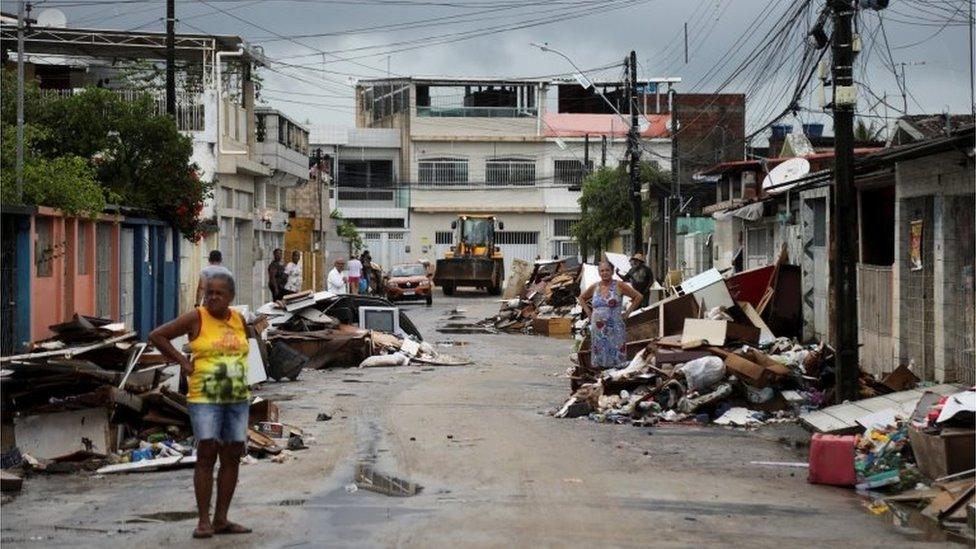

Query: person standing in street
left=619, top=252, right=654, bottom=308
left=328, top=258, right=347, bottom=294
left=267, top=248, right=288, bottom=301
left=283, top=250, right=303, bottom=294
left=149, top=273, right=252, bottom=539
left=347, top=254, right=363, bottom=295
left=359, top=250, right=373, bottom=295
left=195, top=250, right=232, bottom=307
left=579, top=261, right=643, bottom=369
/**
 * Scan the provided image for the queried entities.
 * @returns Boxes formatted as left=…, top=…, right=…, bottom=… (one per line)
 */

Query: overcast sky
left=37, top=0, right=976, bottom=138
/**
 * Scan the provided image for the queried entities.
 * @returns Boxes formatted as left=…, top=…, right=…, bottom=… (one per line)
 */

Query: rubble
left=484, top=258, right=583, bottom=335
left=0, top=296, right=457, bottom=489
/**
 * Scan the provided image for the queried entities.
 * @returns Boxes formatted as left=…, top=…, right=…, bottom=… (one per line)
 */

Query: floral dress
left=589, top=281, right=627, bottom=369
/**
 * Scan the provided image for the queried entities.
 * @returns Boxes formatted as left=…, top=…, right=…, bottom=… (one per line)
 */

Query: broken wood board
left=246, top=338, right=268, bottom=386
left=95, top=455, right=186, bottom=475
left=738, top=301, right=775, bottom=345
left=502, top=258, right=533, bottom=299
left=680, top=319, right=760, bottom=347
left=800, top=384, right=964, bottom=434
left=1, top=470, right=23, bottom=492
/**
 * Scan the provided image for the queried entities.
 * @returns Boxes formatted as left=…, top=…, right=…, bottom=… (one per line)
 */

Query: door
left=95, top=223, right=113, bottom=318
left=120, top=227, right=135, bottom=329
left=1, top=216, right=16, bottom=355
left=495, top=231, right=540, bottom=281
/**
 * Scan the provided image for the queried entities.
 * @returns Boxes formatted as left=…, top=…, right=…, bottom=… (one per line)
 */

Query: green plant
left=330, top=209, right=363, bottom=251
left=0, top=73, right=211, bottom=240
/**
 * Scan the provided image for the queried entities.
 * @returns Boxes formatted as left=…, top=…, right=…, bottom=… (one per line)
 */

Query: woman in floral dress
left=579, top=261, right=643, bottom=369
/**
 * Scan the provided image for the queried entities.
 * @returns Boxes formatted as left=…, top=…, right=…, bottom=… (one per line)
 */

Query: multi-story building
left=354, top=76, right=674, bottom=275
left=308, top=125, right=406, bottom=269
left=4, top=22, right=309, bottom=313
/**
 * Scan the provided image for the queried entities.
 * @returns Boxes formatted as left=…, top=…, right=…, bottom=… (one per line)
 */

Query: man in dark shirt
left=621, top=253, right=654, bottom=308
left=268, top=248, right=288, bottom=301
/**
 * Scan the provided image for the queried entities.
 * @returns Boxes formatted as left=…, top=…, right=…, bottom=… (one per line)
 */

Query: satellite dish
left=762, top=157, right=810, bottom=195
left=36, top=8, right=68, bottom=28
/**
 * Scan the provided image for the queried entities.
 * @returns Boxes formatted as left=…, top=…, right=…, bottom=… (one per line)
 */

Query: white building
left=354, top=77, right=673, bottom=275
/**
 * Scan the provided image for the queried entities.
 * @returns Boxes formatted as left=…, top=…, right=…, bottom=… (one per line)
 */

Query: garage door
left=495, top=231, right=539, bottom=283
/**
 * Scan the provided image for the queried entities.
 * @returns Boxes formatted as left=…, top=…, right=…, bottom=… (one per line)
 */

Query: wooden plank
left=95, top=455, right=184, bottom=475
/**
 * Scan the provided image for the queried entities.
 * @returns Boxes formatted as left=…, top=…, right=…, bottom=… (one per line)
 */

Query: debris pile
left=556, top=261, right=820, bottom=426
left=487, top=259, right=583, bottom=335
left=807, top=387, right=975, bottom=540
left=257, top=291, right=470, bottom=368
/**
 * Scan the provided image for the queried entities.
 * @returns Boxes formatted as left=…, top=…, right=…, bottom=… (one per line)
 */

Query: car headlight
left=419, top=280, right=430, bottom=287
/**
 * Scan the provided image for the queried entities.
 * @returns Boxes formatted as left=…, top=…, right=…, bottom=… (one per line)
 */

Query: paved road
left=1, top=292, right=939, bottom=547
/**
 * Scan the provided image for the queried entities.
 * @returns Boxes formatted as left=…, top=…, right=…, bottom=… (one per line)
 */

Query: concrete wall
left=892, top=150, right=975, bottom=383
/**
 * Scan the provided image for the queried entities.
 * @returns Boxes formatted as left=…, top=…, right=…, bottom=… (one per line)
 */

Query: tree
left=0, top=72, right=211, bottom=240
left=571, top=162, right=670, bottom=260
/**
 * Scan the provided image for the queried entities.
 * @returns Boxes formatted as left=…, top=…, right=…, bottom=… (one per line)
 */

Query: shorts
left=348, top=276, right=360, bottom=287
left=188, top=402, right=249, bottom=443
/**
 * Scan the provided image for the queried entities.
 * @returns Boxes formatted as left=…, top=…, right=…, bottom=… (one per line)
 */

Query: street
left=0, top=292, right=935, bottom=548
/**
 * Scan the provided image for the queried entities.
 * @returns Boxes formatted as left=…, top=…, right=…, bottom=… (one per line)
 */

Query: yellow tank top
left=187, top=307, right=250, bottom=404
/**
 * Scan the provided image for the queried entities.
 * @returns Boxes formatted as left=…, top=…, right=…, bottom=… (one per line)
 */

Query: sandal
left=214, top=522, right=252, bottom=535
left=192, top=526, right=214, bottom=539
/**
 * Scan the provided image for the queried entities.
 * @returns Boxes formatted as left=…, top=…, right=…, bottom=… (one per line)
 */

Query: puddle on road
left=883, top=502, right=969, bottom=544
left=130, top=511, right=197, bottom=522
left=354, top=464, right=422, bottom=497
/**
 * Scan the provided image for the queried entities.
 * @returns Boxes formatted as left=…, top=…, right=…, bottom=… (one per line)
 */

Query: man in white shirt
left=283, top=250, right=303, bottom=294
left=346, top=256, right=363, bottom=294
left=327, top=258, right=347, bottom=294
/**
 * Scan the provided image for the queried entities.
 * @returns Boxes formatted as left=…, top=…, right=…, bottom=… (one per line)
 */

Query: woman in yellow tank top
left=150, top=272, right=252, bottom=539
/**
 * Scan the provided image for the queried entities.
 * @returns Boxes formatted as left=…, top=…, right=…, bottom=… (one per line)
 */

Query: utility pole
left=829, top=0, right=860, bottom=403
left=668, top=86, right=679, bottom=273
left=627, top=50, right=642, bottom=255
left=601, top=135, right=607, bottom=167
left=583, top=133, right=590, bottom=169
left=165, top=0, right=176, bottom=117
left=16, top=0, right=26, bottom=200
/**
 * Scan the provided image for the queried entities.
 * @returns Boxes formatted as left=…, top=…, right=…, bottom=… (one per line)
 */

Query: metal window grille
left=560, top=241, right=580, bottom=258
left=77, top=222, right=90, bottom=275
left=553, top=219, right=579, bottom=237
left=435, top=231, right=453, bottom=245
left=486, top=158, right=535, bottom=186
left=553, top=160, right=592, bottom=186
left=495, top=231, right=538, bottom=245
left=747, top=226, right=772, bottom=260
left=266, top=184, right=279, bottom=209
left=389, top=233, right=404, bottom=240
left=418, top=158, right=468, bottom=186
left=235, top=190, right=253, bottom=212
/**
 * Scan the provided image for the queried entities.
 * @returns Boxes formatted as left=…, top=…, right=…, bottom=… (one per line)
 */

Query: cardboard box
left=907, top=426, right=975, bottom=480
left=532, top=317, right=572, bottom=336
left=249, top=399, right=279, bottom=426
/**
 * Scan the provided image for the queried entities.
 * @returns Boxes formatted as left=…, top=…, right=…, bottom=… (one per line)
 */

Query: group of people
left=326, top=250, right=375, bottom=295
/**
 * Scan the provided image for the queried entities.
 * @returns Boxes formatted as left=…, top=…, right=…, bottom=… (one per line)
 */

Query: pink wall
left=29, top=210, right=122, bottom=341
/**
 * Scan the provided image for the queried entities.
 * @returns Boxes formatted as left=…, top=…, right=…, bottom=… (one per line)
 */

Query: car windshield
left=390, top=264, right=426, bottom=277
left=461, top=218, right=491, bottom=246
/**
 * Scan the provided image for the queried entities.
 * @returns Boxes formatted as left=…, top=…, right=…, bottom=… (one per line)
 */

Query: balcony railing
left=40, top=88, right=206, bottom=132
left=416, top=106, right=537, bottom=118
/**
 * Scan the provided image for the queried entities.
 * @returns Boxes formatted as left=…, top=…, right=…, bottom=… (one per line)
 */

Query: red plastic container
left=807, top=434, right=857, bottom=486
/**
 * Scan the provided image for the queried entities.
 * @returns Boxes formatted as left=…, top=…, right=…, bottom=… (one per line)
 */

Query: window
left=345, top=218, right=406, bottom=229
left=495, top=231, right=538, bottom=245
left=222, top=187, right=234, bottom=209
left=35, top=217, right=53, bottom=277
left=747, top=226, right=772, bottom=259
left=560, top=241, right=580, bottom=258
left=554, top=160, right=592, bottom=187
left=77, top=222, right=90, bottom=275
left=266, top=184, right=279, bottom=209
left=486, top=158, right=535, bottom=186
left=418, top=158, right=468, bottom=186
left=338, top=160, right=394, bottom=187
left=435, top=231, right=453, bottom=245
left=235, top=190, right=253, bottom=212
left=553, top=219, right=579, bottom=238
left=812, top=199, right=826, bottom=247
